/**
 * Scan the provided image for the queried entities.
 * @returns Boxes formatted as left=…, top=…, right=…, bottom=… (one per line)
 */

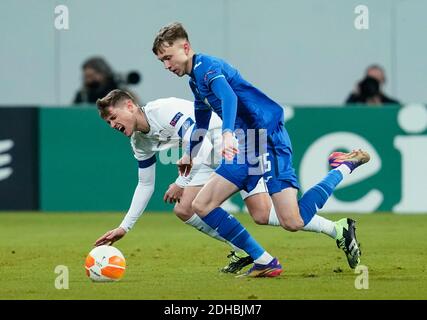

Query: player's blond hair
left=96, top=89, right=137, bottom=115
left=152, top=22, right=189, bottom=54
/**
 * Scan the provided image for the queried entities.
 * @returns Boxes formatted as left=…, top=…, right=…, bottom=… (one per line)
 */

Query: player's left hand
left=163, top=183, right=184, bottom=203
left=222, top=131, right=239, bottom=160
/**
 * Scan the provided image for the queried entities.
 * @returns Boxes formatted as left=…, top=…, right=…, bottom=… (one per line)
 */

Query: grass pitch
left=0, top=212, right=426, bottom=300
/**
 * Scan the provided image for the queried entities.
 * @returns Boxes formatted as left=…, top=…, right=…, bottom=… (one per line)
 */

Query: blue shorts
left=215, top=122, right=299, bottom=194
left=264, top=121, right=299, bottom=195
left=215, top=157, right=263, bottom=193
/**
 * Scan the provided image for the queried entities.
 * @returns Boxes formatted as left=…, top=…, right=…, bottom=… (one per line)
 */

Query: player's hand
left=94, top=227, right=127, bottom=247
left=163, top=183, right=184, bottom=204
left=221, top=131, right=239, bottom=161
left=177, top=154, right=192, bottom=176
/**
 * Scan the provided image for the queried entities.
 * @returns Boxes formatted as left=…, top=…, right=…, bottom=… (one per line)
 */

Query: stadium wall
left=1, top=105, right=426, bottom=213
left=1, top=0, right=427, bottom=106
left=0, top=108, right=39, bottom=210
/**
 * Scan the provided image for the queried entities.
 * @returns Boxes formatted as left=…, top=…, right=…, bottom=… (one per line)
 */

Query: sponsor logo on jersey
left=169, top=112, right=184, bottom=127
left=204, top=70, right=218, bottom=83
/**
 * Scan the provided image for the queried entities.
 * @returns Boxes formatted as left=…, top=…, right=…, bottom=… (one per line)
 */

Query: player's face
left=101, top=100, right=137, bottom=137
left=156, top=40, right=191, bottom=77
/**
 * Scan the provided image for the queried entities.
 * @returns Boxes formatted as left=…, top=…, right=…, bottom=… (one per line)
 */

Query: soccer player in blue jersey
left=152, top=22, right=370, bottom=277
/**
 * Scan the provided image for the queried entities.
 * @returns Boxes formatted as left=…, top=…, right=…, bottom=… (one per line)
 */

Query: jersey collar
left=189, top=53, right=198, bottom=79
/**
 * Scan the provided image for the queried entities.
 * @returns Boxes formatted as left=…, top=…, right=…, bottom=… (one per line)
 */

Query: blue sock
left=298, top=169, right=343, bottom=225
left=201, top=207, right=265, bottom=260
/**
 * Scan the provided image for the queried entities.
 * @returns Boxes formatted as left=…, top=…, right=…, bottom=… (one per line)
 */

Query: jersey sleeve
left=210, top=76, right=237, bottom=133
left=131, top=135, right=157, bottom=164
left=119, top=162, right=156, bottom=232
left=188, top=107, right=211, bottom=159
left=201, top=60, right=225, bottom=90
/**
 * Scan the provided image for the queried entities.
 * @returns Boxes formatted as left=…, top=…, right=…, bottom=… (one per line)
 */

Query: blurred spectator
left=74, top=56, right=141, bottom=105
left=346, top=64, right=400, bottom=105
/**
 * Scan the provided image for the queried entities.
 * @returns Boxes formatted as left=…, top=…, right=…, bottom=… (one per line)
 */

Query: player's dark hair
left=96, top=89, right=136, bottom=113
left=152, top=22, right=189, bottom=54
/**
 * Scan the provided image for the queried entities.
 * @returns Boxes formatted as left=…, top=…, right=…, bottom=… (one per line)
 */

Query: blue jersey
left=187, top=53, right=297, bottom=193
left=189, top=53, right=284, bottom=134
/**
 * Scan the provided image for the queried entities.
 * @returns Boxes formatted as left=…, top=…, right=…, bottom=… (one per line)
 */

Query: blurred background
left=1, top=0, right=426, bottom=105
left=0, top=0, right=426, bottom=214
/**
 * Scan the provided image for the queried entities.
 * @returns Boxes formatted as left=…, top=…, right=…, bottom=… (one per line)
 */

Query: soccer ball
left=85, top=245, right=126, bottom=282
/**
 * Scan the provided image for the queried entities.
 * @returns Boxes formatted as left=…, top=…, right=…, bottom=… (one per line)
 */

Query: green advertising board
left=39, top=104, right=427, bottom=213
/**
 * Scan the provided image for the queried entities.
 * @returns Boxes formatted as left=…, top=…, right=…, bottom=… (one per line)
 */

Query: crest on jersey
left=204, top=70, right=218, bottom=83
left=169, top=112, right=184, bottom=127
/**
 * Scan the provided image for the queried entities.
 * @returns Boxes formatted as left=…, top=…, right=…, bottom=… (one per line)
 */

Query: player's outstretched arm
left=93, top=162, right=156, bottom=246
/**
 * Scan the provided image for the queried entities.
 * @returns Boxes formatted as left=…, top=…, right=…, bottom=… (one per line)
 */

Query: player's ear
left=126, top=99, right=133, bottom=111
left=183, top=41, right=190, bottom=54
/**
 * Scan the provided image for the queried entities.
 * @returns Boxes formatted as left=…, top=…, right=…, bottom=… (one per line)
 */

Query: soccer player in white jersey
left=94, top=89, right=271, bottom=272
left=93, top=89, right=363, bottom=274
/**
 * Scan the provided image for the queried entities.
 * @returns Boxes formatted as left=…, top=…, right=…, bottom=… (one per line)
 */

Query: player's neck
left=136, top=108, right=150, bottom=133
left=185, top=50, right=195, bottom=75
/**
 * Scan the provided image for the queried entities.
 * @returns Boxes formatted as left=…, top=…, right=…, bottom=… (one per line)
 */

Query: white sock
left=254, top=251, right=274, bottom=265
left=303, top=215, right=337, bottom=239
left=336, top=165, right=351, bottom=177
left=185, top=214, right=243, bottom=252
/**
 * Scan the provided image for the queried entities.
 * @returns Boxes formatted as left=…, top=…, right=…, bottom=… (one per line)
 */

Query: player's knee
left=174, top=203, right=193, bottom=221
left=281, top=218, right=304, bottom=232
left=252, top=214, right=269, bottom=225
left=191, top=198, right=208, bottom=216
left=250, top=206, right=270, bottom=225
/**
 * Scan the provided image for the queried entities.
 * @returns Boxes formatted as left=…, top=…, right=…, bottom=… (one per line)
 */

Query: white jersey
left=119, top=97, right=267, bottom=232
left=131, top=97, right=222, bottom=165
left=119, top=97, right=222, bottom=232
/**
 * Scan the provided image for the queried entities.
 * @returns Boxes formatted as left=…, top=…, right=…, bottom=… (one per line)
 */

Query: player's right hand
left=177, top=154, right=192, bottom=176
left=94, top=227, right=127, bottom=247
left=222, top=131, right=239, bottom=161
left=163, top=183, right=184, bottom=203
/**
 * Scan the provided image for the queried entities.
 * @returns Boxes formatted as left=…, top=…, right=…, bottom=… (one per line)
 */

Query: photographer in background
left=73, top=56, right=141, bottom=105
left=345, top=64, right=400, bottom=105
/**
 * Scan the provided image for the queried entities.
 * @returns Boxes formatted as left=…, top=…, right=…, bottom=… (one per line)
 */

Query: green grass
left=0, top=212, right=426, bottom=300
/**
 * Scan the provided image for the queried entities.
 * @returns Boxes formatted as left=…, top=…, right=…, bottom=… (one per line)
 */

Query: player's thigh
left=244, top=193, right=272, bottom=225
left=174, top=186, right=202, bottom=221
left=271, top=187, right=304, bottom=231
left=192, top=173, right=239, bottom=217
left=241, top=177, right=272, bottom=225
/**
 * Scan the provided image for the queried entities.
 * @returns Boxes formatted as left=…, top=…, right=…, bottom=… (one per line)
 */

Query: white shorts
left=187, top=164, right=216, bottom=187
left=187, top=164, right=268, bottom=199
